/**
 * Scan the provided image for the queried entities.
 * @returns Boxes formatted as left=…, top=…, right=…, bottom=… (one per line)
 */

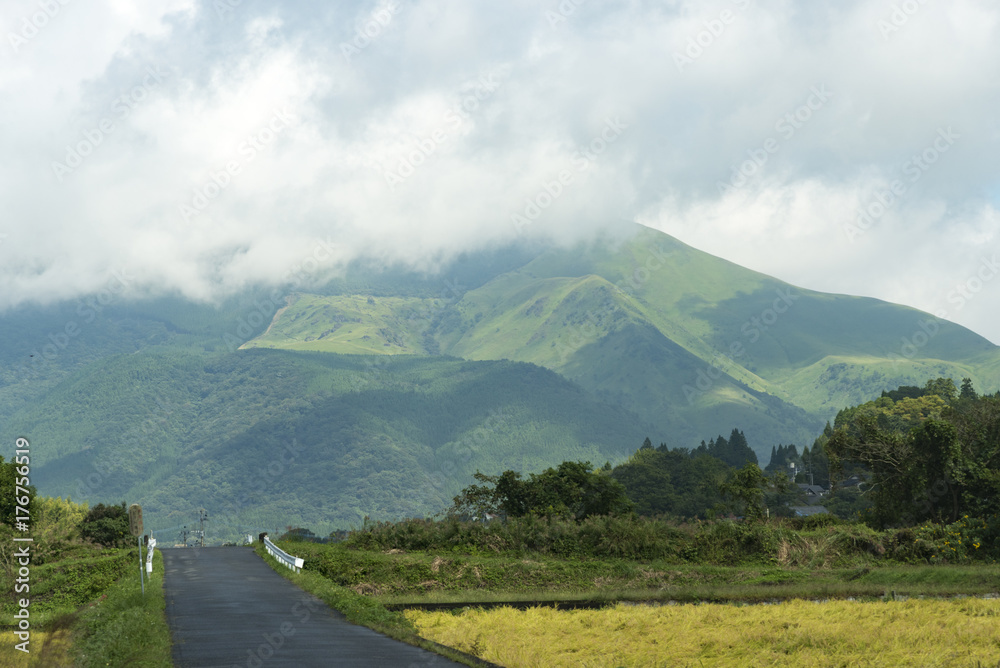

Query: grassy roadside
left=0, top=547, right=171, bottom=667
left=68, top=548, right=172, bottom=667
left=251, top=543, right=499, bottom=668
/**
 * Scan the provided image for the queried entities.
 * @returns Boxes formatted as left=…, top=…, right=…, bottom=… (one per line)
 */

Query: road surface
left=162, top=546, right=467, bottom=667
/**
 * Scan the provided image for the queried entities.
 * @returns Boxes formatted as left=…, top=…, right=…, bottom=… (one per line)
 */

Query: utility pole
left=199, top=509, right=208, bottom=548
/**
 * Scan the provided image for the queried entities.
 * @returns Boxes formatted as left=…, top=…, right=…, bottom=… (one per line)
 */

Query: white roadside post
left=128, top=504, right=144, bottom=596
left=146, top=536, right=157, bottom=574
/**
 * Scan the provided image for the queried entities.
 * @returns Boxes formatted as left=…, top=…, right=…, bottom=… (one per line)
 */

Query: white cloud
left=0, top=0, right=998, bottom=343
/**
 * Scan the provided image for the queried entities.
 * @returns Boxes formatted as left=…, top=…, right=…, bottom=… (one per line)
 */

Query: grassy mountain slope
left=242, top=293, right=436, bottom=355
left=433, top=269, right=820, bottom=448
left=244, top=225, right=1000, bottom=460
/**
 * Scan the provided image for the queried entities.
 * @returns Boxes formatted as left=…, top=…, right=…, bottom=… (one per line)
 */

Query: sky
left=2, top=0, right=999, bottom=342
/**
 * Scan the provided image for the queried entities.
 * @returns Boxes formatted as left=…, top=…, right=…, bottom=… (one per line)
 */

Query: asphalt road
left=162, top=546, right=466, bottom=667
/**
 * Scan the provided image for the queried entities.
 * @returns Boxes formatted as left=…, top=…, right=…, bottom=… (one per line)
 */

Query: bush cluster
left=345, top=515, right=689, bottom=561
left=341, top=514, right=1000, bottom=566
left=896, top=515, right=1000, bottom=564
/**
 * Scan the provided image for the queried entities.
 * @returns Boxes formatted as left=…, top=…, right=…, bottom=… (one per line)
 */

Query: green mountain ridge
left=2, top=224, right=999, bottom=537
left=244, top=225, right=1000, bottom=456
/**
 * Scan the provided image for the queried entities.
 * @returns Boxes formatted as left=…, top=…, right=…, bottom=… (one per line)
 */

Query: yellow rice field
left=406, top=598, right=1000, bottom=667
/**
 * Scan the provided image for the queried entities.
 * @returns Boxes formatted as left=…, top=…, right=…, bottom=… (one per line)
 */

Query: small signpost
left=129, top=504, right=145, bottom=596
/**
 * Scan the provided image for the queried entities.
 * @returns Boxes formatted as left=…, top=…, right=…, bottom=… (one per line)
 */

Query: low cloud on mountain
left=1, top=0, right=998, bottom=340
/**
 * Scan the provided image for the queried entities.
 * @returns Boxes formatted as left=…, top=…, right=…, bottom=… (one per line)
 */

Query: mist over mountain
left=3, top=1, right=998, bottom=343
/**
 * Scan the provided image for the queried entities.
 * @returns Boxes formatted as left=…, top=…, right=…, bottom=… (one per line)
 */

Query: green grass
left=69, top=549, right=172, bottom=667
left=374, top=560, right=1000, bottom=608
left=0, top=544, right=135, bottom=628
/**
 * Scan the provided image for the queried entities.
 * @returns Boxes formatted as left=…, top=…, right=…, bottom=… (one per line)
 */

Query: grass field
left=406, top=598, right=1000, bottom=667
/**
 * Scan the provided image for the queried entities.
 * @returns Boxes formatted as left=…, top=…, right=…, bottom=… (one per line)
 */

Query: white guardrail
left=263, top=536, right=304, bottom=573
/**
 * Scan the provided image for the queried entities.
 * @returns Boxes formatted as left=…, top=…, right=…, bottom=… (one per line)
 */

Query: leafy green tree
left=960, top=377, right=978, bottom=401
left=765, top=444, right=801, bottom=474
left=827, top=413, right=915, bottom=526
left=727, top=429, right=756, bottom=465
left=680, top=453, right=731, bottom=517
left=611, top=441, right=730, bottom=518
left=881, top=385, right=924, bottom=401
left=880, top=378, right=958, bottom=403
left=719, top=463, right=768, bottom=520
left=822, top=486, right=871, bottom=520
left=800, top=438, right=831, bottom=488
left=763, top=471, right=801, bottom=516
left=33, top=496, right=87, bottom=543
left=943, top=394, right=1000, bottom=518
left=0, top=456, right=35, bottom=528
left=924, top=377, right=957, bottom=403
left=827, top=385, right=1000, bottom=527
left=452, top=461, right=632, bottom=520
left=450, top=471, right=508, bottom=518
left=609, top=447, right=676, bottom=516
left=79, top=501, right=131, bottom=548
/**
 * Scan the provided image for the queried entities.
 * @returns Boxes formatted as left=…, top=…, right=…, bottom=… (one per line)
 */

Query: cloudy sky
left=2, top=0, right=999, bottom=342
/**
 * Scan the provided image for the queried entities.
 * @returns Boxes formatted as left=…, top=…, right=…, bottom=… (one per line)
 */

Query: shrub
left=827, top=524, right=885, bottom=559
left=79, top=502, right=131, bottom=548
left=905, top=516, right=1000, bottom=564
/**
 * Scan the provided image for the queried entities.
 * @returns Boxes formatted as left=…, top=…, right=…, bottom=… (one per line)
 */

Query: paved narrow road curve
left=163, top=547, right=465, bottom=667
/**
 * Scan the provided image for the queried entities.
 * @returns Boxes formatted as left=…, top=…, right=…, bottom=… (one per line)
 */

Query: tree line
left=450, top=427, right=802, bottom=521
left=826, top=377, right=1000, bottom=528
left=447, top=377, right=1000, bottom=530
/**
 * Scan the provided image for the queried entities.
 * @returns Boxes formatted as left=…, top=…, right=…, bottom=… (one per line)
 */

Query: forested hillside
left=13, top=349, right=649, bottom=538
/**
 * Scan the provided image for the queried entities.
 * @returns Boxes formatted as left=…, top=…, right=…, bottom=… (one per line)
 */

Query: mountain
left=2, top=224, right=999, bottom=538
left=243, top=225, right=1000, bottom=452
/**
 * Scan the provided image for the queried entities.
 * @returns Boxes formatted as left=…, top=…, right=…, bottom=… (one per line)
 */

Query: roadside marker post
left=129, top=504, right=145, bottom=596
left=146, top=536, right=156, bottom=574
